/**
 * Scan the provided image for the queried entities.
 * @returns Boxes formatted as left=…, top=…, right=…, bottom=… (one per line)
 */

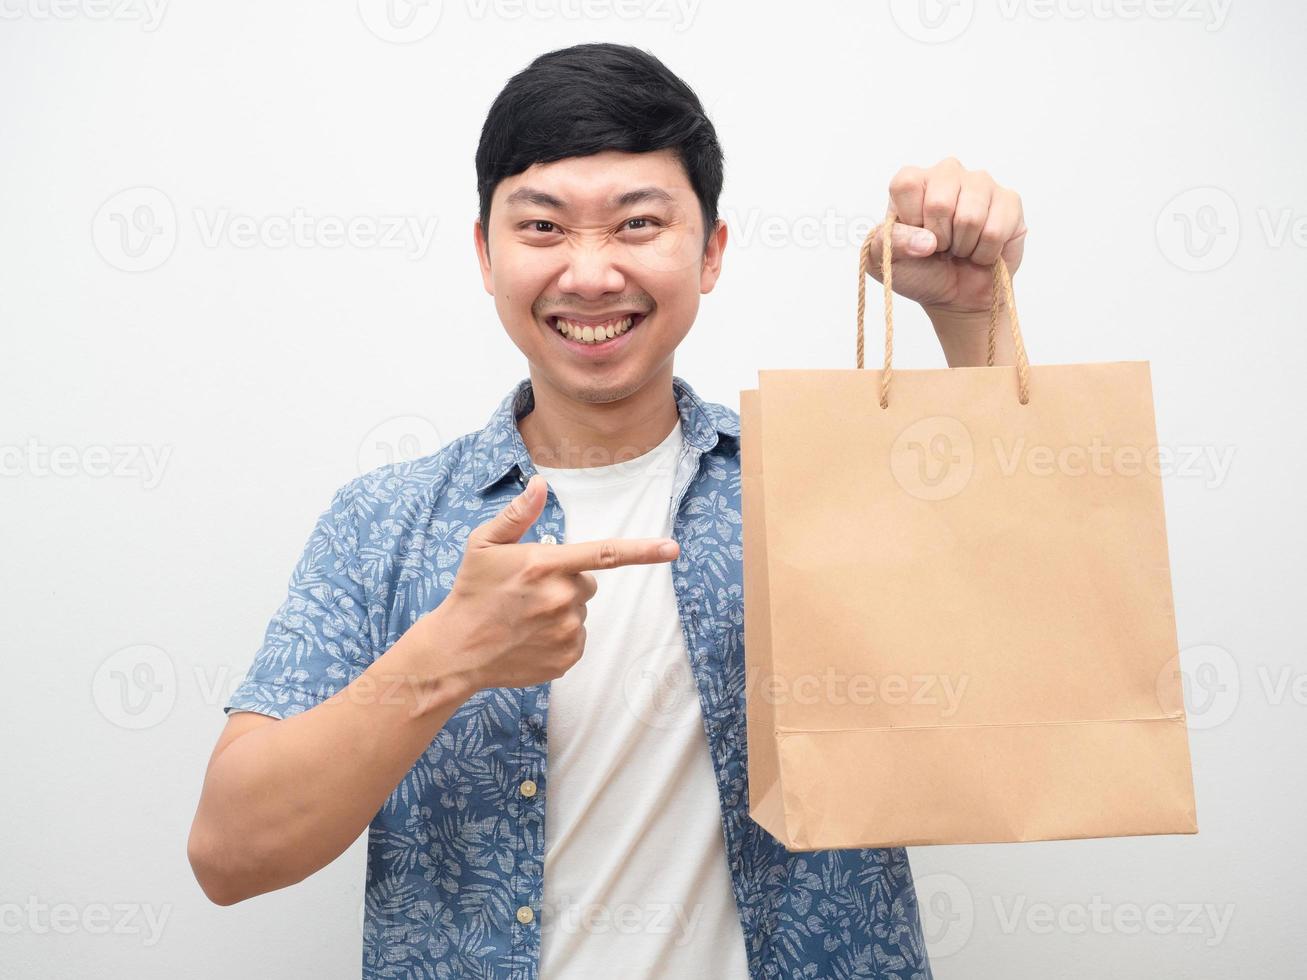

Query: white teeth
left=555, top=315, right=636, bottom=344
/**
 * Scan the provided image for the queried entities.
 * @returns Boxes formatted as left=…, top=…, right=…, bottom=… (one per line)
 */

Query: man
left=188, top=42, right=1026, bottom=979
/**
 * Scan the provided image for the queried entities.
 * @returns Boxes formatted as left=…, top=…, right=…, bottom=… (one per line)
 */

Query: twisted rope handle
left=856, top=210, right=1031, bottom=407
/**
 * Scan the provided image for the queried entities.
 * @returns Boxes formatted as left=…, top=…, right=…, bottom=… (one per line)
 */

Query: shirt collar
left=469, top=374, right=739, bottom=494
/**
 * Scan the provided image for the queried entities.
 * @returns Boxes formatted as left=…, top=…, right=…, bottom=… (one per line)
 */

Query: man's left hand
left=864, top=157, right=1027, bottom=321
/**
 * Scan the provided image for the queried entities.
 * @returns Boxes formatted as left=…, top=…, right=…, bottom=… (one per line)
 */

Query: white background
left=2, top=0, right=1303, bottom=977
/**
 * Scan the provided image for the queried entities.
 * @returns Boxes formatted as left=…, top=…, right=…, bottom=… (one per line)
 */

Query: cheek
left=492, top=247, right=560, bottom=315
left=649, top=264, right=703, bottom=316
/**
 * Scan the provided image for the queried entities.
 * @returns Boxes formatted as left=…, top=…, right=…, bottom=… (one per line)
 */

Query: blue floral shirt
left=225, top=375, right=933, bottom=979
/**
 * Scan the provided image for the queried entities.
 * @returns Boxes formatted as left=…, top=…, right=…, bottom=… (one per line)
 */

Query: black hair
left=475, top=43, right=724, bottom=249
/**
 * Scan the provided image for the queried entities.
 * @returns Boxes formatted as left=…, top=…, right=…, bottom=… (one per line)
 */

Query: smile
left=548, top=312, right=647, bottom=346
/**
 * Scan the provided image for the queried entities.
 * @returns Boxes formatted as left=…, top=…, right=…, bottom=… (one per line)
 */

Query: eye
left=622, top=216, right=661, bottom=234
left=529, top=220, right=557, bottom=234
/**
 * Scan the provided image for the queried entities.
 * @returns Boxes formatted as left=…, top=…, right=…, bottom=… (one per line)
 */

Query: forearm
left=189, top=612, right=473, bottom=904
left=928, top=306, right=1017, bottom=368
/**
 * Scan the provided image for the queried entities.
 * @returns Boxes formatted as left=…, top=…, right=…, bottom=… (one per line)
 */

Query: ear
left=699, top=218, right=728, bottom=294
left=473, top=218, right=494, bottom=296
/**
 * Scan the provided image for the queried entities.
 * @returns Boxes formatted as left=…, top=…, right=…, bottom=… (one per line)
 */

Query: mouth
left=546, top=311, right=649, bottom=348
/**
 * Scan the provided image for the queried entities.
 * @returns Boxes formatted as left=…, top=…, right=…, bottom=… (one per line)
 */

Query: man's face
left=475, top=148, right=727, bottom=405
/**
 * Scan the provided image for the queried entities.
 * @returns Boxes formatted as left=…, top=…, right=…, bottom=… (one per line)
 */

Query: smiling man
left=189, top=42, right=1026, bottom=979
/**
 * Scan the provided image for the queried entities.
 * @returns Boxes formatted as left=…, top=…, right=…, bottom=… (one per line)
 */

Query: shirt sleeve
left=224, top=483, right=375, bottom=720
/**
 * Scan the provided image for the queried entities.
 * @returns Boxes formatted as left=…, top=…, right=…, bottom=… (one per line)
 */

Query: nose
left=556, top=240, right=627, bottom=299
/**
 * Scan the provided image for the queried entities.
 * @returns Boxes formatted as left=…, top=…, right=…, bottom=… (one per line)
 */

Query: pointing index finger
left=547, top=537, right=680, bottom=573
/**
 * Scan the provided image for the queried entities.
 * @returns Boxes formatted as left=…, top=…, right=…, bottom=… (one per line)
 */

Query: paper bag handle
left=857, top=209, right=1031, bottom=407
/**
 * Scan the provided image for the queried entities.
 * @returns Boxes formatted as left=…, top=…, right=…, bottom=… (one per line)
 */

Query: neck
left=519, top=365, right=680, bottom=470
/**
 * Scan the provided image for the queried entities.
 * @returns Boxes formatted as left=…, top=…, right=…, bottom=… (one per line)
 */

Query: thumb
left=473, top=473, right=548, bottom=547
left=862, top=221, right=939, bottom=287
left=866, top=220, right=937, bottom=264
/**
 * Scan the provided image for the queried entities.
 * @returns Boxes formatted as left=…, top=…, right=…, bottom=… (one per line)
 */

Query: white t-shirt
left=533, top=418, right=750, bottom=980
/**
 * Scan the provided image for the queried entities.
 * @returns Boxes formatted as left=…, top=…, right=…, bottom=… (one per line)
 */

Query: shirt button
left=516, top=905, right=535, bottom=925
left=519, top=779, right=537, bottom=798
left=538, top=533, right=557, bottom=545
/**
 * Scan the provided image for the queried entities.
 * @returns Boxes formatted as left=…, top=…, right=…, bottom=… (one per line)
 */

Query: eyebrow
left=502, top=185, right=675, bottom=211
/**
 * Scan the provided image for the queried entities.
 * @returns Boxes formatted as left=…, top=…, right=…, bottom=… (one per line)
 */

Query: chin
left=537, top=364, right=654, bottom=405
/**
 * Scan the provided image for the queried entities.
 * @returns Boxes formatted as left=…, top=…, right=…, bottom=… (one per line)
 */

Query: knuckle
left=593, top=541, right=620, bottom=570
left=557, top=625, right=585, bottom=662
left=922, top=197, right=954, bottom=220
left=954, top=209, right=985, bottom=232
left=520, top=552, right=547, bottom=581
left=887, top=166, right=923, bottom=194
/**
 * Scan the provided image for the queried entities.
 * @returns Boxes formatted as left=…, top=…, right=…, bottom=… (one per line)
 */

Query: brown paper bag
left=742, top=213, right=1198, bottom=850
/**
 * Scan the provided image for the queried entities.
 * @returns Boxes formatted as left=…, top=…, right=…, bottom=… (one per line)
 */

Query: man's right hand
left=418, top=473, right=681, bottom=694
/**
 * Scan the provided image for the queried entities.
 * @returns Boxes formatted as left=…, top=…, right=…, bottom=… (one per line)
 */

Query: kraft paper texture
left=742, top=362, right=1198, bottom=850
